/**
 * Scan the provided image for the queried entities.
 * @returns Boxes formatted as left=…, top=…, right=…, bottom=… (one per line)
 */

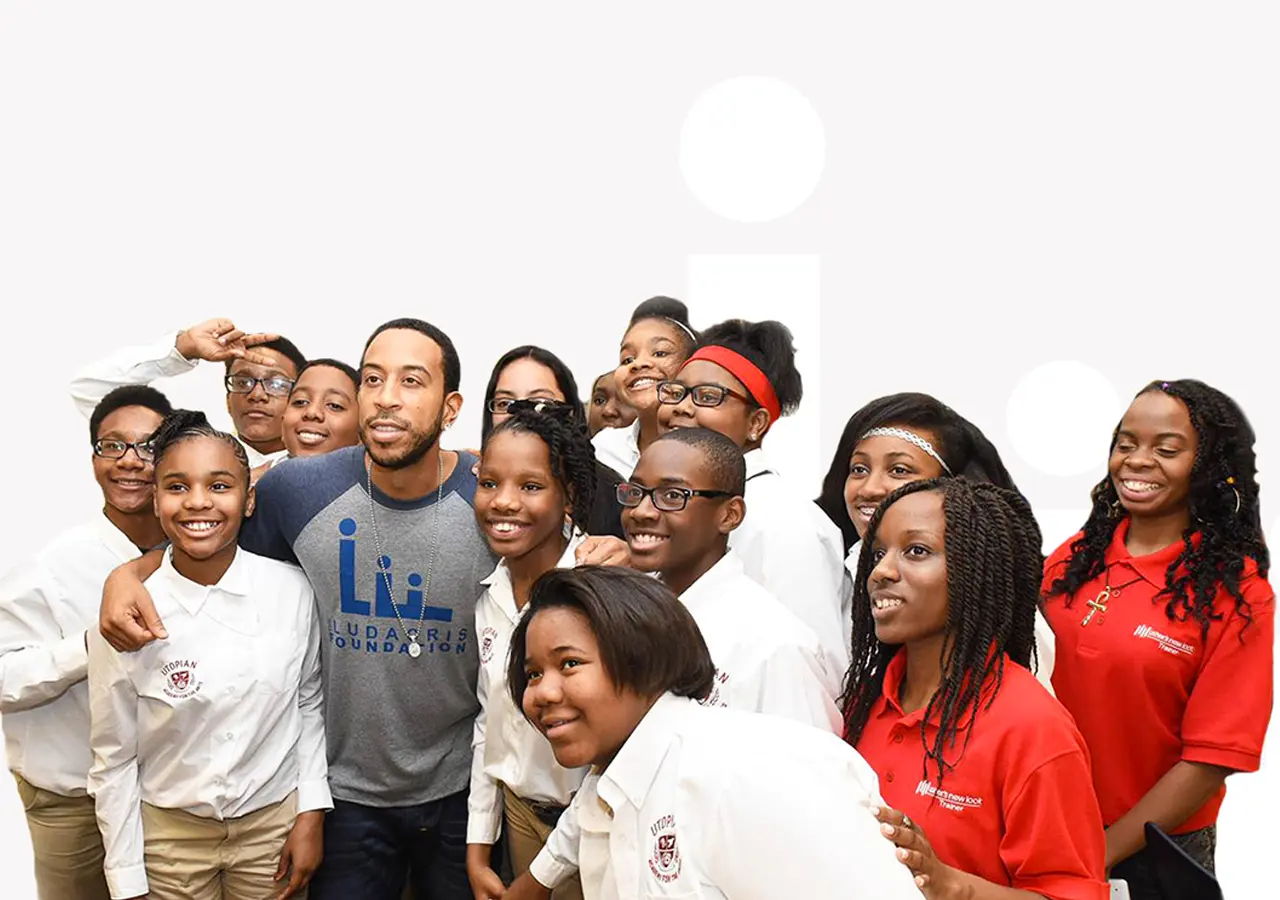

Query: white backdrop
left=0, top=3, right=1275, bottom=897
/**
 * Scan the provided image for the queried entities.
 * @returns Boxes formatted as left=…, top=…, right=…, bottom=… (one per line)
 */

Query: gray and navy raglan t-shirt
left=239, top=445, right=497, bottom=807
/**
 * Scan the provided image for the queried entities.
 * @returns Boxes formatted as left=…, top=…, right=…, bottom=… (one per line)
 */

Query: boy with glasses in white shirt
left=1, top=385, right=172, bottom=900
left=70, top=317, right=306, bottom=469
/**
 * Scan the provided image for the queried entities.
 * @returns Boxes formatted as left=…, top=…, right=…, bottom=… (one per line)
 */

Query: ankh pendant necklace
left=366, top=452, right=444, bottom=659
left=1081, top=566, right=1144, bottom=626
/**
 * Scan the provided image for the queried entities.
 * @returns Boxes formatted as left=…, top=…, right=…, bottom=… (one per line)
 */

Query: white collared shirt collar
left=597, top=692, right=691, bottom=813
left=479, top=531, right=586, bottom=622
left=155, top=546, right=253, bottom=621
left=677, top=551, right=745, bottom=614
left=90, top=511, right=153, bottom=563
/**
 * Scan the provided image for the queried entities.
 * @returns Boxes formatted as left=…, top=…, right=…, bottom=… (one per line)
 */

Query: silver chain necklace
left=365, top=450, right=445, bottom=659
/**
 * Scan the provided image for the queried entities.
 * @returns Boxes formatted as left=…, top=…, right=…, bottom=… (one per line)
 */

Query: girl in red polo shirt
left=845, top=477, right=1108, bottom=900
left=1042, top=379, right=1273, bottom=896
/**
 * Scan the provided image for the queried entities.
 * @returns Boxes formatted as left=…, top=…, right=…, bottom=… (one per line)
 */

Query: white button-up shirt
left=1, top=514, right=143, bottom=796
left=467, top=536, right=589, bottom=845
left=530, top=550, right=841, bottom=889
left=730, top=448, right=850, bottom=677
left=591, top=422, right=641, bottom=480
left=841, top=548, right=1058, bottom=693
left=679, top=550, right=840, bottom=733
left=572, top=694, right=917, bottom=900
left=88, top=549, right=330, bottom=900
left=68, top=330, right=288, bottom=469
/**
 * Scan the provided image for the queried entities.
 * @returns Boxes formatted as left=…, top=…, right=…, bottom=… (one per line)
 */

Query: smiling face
left=866, top=490, right=950, bottom=646
left=154, top=436, right=255, bottom=583
left=588, top=373, right=636, bottom=436
left=1109, top=390, right=1198, bottom=521
left=844, top=429, right=947, bottom=539
left=615, top=319, right=688, bottom=416
left=655, top=359, right=767, bottom=449
left=226, top=349, right=298, bottom=446
left=359, top=328, right=460, bottom=470
left=520, top=605, right=654, bottom=769
left=92, top=405, right=166, bottom=516
left=620, top=440, right=742, bottom=594
left=282, top=365, right=360, bottom=458
left=475, top=430, right=571, bottom=565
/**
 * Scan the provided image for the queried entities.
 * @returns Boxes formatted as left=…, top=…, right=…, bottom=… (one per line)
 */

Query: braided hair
left=1045, top=379, right=1268, bottom=636
left=485, top=406, right=598, bottom=533
left=149, top=409, right=250, bottom=479
left=842, top=478, right=1043, bottom=788
left=817, top=393, right=1018, bottom=552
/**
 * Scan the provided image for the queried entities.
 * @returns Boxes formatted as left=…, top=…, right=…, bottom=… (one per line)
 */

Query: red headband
left=684, top=346, right=782, bottom=426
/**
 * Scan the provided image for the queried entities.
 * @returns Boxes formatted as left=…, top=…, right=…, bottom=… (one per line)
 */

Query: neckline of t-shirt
left=357, top=448, right=475, bottom=512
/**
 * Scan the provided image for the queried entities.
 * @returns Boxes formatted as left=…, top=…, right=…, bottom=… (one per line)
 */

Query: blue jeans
left=310, top=789, right=470, bottom=900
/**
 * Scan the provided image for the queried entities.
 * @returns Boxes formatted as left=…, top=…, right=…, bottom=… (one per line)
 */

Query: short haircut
left=89, top=385, right=173, bottom=444
left=817, top=392, right=1018, bottom=551
left=481, top=345, right=585, bottom=442
left=295, top=357, right=359, bottom=391
left=628, top=295, right=698, bottom=352
left=361, top=318, right=461, bottom=394
left=506, top=567, right=715, bottom=713
left=651, top=426, right=746, bottom=495
left=148, top=409, right=250, bottom=479
left=694, top=318, right=803, bottom=414
left=223, top=336, right=307, bottom=377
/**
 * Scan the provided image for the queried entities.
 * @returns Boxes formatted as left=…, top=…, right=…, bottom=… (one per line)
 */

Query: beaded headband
left=860, top=426, right=953, bottom=475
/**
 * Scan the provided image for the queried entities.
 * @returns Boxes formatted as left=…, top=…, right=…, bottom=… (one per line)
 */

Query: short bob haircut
left=507, top=566, right=715, bottom=713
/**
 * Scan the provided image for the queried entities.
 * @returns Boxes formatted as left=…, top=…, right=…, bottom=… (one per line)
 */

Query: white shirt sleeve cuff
left=466, top=811, right=502, bottom=845
left=529, top=846, right=573, bottom=889
left=296, top=779, right=333, bottom=813
left=161, top=331, right=200, bottom=372
left=51, top=632, right=90, bottom=684
left=106, top=863, right=149, bottom=900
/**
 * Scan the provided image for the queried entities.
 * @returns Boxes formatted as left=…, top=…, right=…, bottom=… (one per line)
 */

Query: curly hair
left=1044, top=379, right=1268, bottom=637
left=842, top=478, right=1043, bottom=788
left=485, top=406, right=598, bottom=533
left=148, top=409, right=250, bottom=479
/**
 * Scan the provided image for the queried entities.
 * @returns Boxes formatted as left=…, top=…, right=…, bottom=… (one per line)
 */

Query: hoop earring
left=1231, top=487, right=1241, bottom=515
left=1108, top=498, right=1124, bottom=519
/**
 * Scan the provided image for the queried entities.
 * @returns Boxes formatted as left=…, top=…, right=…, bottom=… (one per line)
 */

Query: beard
left=361, top=411, right=444, bottom=470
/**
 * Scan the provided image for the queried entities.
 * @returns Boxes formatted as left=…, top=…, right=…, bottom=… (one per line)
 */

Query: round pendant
left=408, top=642, right=422, bottom=659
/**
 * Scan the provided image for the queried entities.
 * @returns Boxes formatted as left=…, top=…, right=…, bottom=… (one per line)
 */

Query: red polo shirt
left=854, top=650, right=1108, bottom=900
left=1042, top=520, right=1275, bottom=833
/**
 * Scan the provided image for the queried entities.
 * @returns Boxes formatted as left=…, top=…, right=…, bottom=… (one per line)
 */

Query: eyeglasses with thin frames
left=656, top=381, right=754, bottom=408
left=615, top=482, right=735, bottom=512
left=487, top=397, right=571, bottom=415
left=92, top=439, right=155, bottom=462
left=225, top=374, right=295, bottom=397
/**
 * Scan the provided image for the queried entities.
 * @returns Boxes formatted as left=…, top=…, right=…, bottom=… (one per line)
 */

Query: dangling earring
left=1226, top=476, right=1241, bottom=515
left=1108, top=498, right=1123, bottom=519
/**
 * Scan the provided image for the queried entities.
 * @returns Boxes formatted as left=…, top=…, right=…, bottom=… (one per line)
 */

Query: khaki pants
left=502, top=785, right=583, bottom=900
left=142, top=791, right=301, bottom=900
left=13, top=773, right=111, bottom=900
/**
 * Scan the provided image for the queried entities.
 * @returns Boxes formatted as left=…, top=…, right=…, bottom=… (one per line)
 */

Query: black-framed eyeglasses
left=615, top=482, right=735, bottom=512
left=656, top=380, right=753, bottom=408
left=488, top=397, right=571, bottom=416
left=225, top=374, right=295, bottom=397
left=92, top=439, right=155, bottom=462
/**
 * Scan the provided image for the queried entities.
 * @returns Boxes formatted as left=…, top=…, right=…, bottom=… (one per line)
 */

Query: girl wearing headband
left=591, top=296, right=697, bottom=479
left=815, top=394, right=1056, bottom=691
left=1042, top=380, right=1272, bottom=896
left=656, top=318, right=848, bottom=674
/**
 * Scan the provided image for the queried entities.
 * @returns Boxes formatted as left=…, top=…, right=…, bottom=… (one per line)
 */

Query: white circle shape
left=1006, top=361, right=1124, bottom=477
left=679, top=77, right=826, bottom=223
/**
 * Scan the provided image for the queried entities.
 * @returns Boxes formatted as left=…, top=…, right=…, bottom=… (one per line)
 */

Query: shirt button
left=893, top=733, right=904, bottom=744
left=886, top=771, right=895, bottom=783
left=225, top=732, right=234, bottom=741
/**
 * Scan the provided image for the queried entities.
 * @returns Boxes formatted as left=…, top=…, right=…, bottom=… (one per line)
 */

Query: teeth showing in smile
left=296, top=431, right=327, bottom=444
left=630, top=377, right=657, bottom=389
left=630, top=534, right=668, bottom=546
left=1122, top=480, right=1161, bottom=493
left=181, top=521, right=219, bottom=532
left=117, top=479, right=148, bottom=487
left=873, top=597, right=903, bottom=611
left=491, top=522, right=523, bottom=534
left=858, top=506, right=877, bottom=518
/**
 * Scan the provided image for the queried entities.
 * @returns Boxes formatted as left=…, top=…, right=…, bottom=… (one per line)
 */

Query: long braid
left=843, top=478, right=1043, bottom=788
left=1045, top=380, right=1267, bottom=637
left=486, top=407, right=598, bottom=532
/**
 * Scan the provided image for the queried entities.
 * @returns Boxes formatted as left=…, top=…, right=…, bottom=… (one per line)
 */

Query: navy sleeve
left=239, top=448, right=363, bottom=563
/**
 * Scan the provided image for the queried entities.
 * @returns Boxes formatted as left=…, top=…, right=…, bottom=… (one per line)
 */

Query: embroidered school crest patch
left=698, top=667, right=730, bottom=707
left=479, top=626, right=499, bottom=664
left=648, top=815, right=682, bottom=882
left=161, top=659, right=202, bottom=699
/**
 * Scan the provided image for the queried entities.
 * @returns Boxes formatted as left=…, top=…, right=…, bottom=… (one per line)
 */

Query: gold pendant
left=1081, top=588, right=1110, bottom=626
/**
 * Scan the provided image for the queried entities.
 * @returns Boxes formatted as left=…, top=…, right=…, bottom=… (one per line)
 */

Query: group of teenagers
left=0, top=296, right=1272, bottom=900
